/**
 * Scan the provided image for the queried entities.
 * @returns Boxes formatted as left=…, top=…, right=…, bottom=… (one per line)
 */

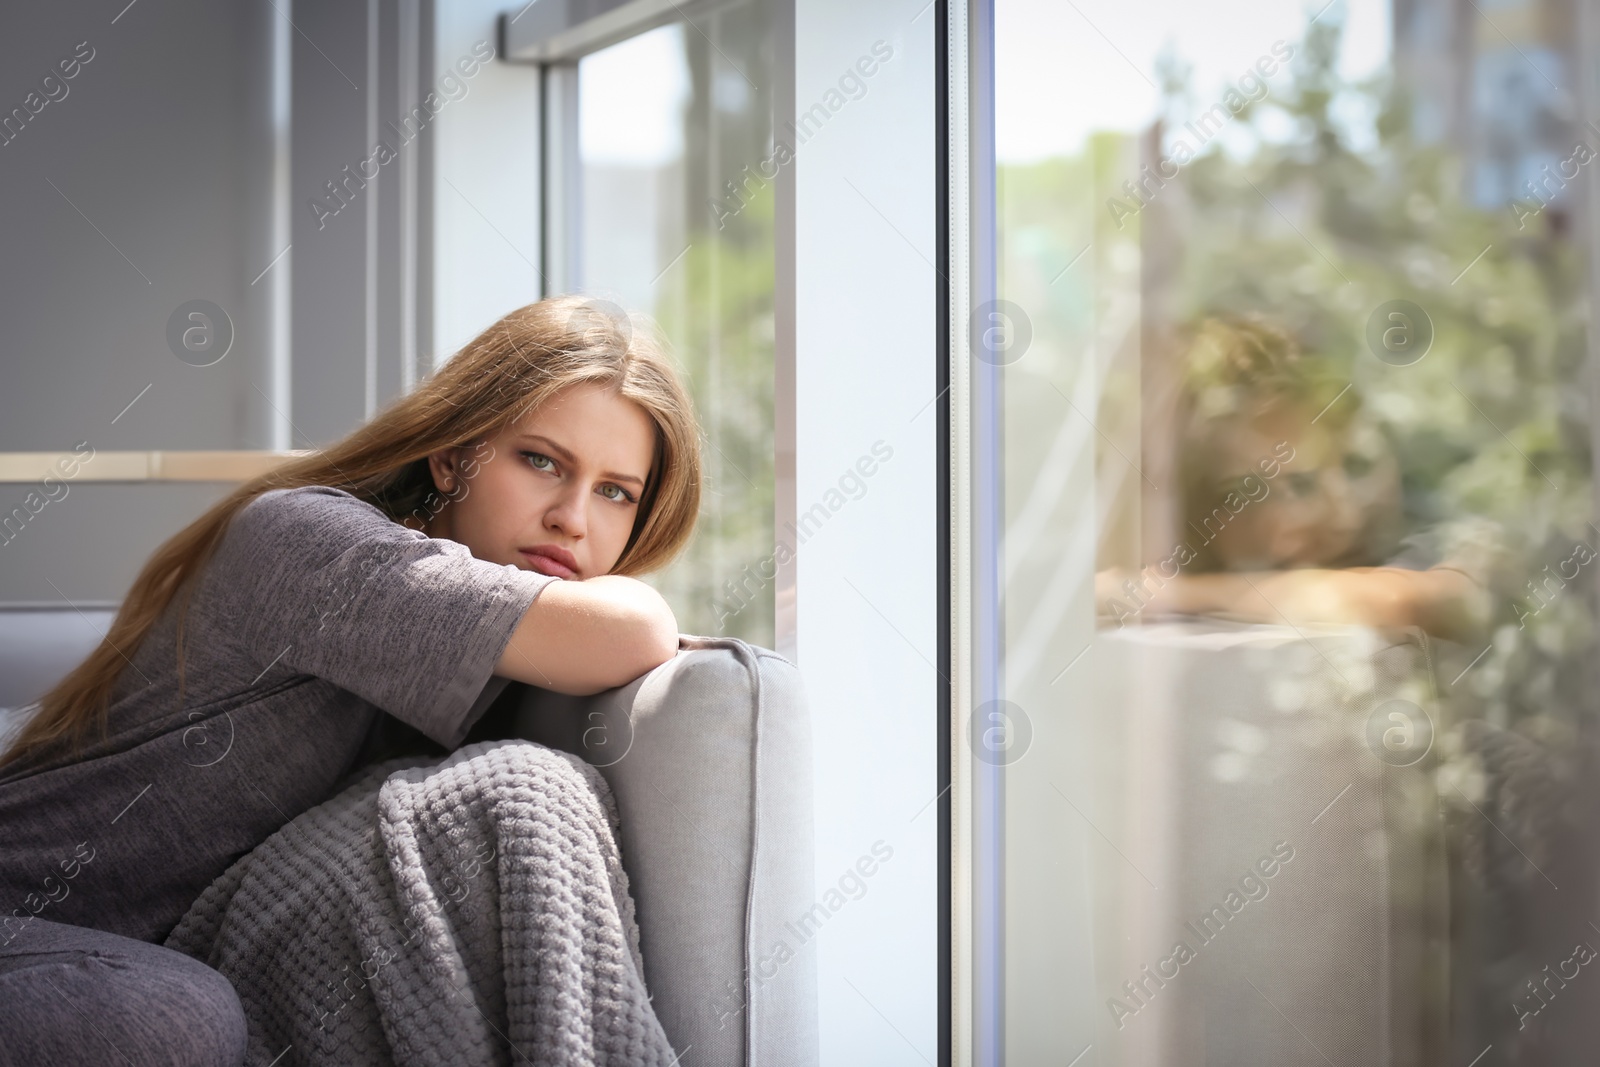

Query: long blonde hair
left=1, top=296, right=703, bottom=771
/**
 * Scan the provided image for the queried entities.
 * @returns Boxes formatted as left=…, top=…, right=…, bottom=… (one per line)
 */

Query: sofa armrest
left=508, top=635, right=818, bottom=1067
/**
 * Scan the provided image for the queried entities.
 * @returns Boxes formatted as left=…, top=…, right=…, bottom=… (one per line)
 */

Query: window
left=565, top=6, right=778, bottom=646
left=985, top=0, right=1600, bottom=1061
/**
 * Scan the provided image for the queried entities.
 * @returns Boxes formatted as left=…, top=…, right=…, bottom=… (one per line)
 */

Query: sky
left=994, top=0, right=1393, bottom=163
left=579, top=22, right=691, bottom=167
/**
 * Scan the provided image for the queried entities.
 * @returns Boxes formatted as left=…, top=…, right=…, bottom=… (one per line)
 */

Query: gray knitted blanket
left=165, top=739, right=679, bottom=1066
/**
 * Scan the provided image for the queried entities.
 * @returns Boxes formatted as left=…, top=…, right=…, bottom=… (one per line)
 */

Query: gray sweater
left=0, top=485, right=556, bottom=945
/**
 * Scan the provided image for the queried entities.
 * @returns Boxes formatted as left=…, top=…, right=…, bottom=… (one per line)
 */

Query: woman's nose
left=545, top=489, right=587, bottom=538
left=1320, top=468, right=1361, bottom=523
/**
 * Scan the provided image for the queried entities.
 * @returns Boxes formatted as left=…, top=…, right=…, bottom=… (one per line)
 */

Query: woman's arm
left=495, top=575, right=680, bottom=695
left=1101, top=565, right=1489, bottom=643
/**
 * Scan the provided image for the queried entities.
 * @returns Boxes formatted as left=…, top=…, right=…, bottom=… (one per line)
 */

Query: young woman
left=0, top=296, right=702, bottom=1065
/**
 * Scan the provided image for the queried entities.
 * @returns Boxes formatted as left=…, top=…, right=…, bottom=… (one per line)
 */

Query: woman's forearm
left=1148, top=569, right=1363, bottom=623
left=1116, top=566, right=1487, bottom=641
left=495, top=574, right=680, bottom=695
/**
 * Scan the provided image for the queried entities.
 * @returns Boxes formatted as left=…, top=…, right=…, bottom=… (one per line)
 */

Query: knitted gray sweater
left=166, top=739, right=679, bottom=1066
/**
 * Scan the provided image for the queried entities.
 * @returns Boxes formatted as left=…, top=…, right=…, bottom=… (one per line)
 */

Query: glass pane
left=992, top=0, right=1600, bottom=1062
left=577, top=8, right=776, bottom=646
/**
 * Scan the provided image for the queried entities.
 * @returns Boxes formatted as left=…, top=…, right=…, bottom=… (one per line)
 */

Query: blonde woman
left=0, top=296, right=701, bottom=1065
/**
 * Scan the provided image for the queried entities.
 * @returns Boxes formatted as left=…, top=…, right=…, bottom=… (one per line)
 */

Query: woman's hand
left=1094, top=566, right=1139, bottom=623
left=495, top=574, right=680, bottom=695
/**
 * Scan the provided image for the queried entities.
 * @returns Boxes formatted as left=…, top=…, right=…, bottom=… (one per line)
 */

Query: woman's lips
left=520, top=550, right=576, bottom=579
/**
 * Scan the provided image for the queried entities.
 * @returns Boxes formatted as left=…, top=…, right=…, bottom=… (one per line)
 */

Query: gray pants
left=0, top=915, right=247, bottom=1066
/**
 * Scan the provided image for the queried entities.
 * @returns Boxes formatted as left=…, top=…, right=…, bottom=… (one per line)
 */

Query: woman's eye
left=600, top=484, right=631, bottom=503
left=1287, top=471, right=1319, bottom=497
left=522, top=452, right=553, bottom=471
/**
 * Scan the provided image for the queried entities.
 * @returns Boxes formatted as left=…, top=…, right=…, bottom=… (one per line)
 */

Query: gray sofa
left=0, top=608, right=818, bottom=1067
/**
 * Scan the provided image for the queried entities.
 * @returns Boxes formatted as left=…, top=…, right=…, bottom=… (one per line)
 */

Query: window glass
left=992, top=0, right=1600, bottom=1061
left=577, top=7, right=776, bottom=645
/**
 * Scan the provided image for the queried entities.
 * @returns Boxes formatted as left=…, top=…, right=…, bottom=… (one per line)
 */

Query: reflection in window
left=576, top=7, right=775, bottom=645
left=995, top=0, right=1598, bottom=1062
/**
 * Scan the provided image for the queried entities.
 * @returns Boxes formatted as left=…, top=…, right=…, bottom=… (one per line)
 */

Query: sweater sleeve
left=215, top=485, right=559, bottom=747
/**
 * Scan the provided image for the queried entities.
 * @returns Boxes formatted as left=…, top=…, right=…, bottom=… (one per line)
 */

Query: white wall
left=793, top=1, right=942, bottom=1062
left=432, top=1, right=544, bottom=366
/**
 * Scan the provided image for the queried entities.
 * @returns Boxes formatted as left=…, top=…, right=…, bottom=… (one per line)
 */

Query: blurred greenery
left=1160, top=17, right=1595, bottom=795
left=653, top=183, right=777, bottom=644
left=643, top=0, right=777, bottom=648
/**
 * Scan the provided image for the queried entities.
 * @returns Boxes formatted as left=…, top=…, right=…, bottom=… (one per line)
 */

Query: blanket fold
left=165, top=739, right=679, bottom=1066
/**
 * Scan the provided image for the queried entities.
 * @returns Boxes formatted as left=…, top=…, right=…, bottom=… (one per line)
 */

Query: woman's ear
left=425, top=448, right=464, bottom=494
left=417, top=448, right=468, bottom=539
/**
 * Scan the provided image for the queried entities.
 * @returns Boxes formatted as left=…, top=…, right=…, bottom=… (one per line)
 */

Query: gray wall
left=0, top=0, right=280, bottom=603
left=0, top=0, right=466, bottom=604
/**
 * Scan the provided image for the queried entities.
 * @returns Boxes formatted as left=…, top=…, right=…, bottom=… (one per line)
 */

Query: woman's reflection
left=1096, top=315, right=1498, bottom=643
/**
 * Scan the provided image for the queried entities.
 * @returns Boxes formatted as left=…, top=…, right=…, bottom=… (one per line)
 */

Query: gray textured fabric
left=0, top=485, right=556, bottom=944
left=0, top=915, right=248, bottom=1067
left=509, top=637, right=819, bottom=1067
left=165, top=738, right=678, bottom=1067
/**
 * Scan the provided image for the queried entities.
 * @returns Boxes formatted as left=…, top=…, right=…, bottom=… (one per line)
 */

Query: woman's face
left=424, top=382, right=656, bottom=580
left=1203, top=406, right=1401, bottom=571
